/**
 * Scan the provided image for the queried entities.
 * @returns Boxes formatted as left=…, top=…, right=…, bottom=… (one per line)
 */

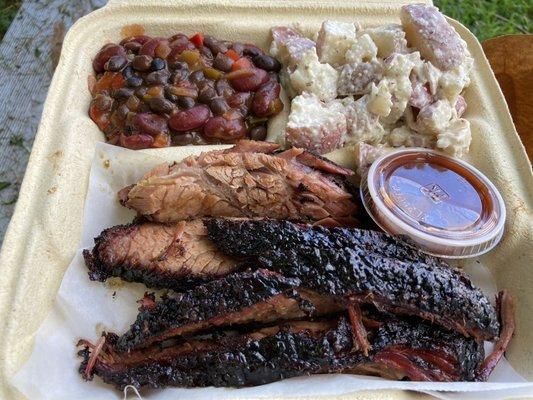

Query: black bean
left=209, top=97, right=229, bottom=115
left=249, top=125, right=267, bottom=141
left=114, top=87, right=135, bottom=100
left=243, top=44, right=263, bottom=57
left=169, top=61, right=188, bottom=70
left=151, top=57, right=166, bottom=71
left=213, top=53, right=234, bottom=72
left=148, top=97, right=174, bottom=114
left=198, top=87, right=217, bottom=104
left=232, top=42, right=245, bottom=55
left=192, top=132, right=208, bottom=145
left=203, top=35, right=228, bottom=55
left=200, top=46, right=213, bottom=60
left=134, top=86, right=148, bottom=98
left=172, top=132, right=194, bottom=146
left=105, top=55, right=127, bottom=71
left=177, top=96, right=195, bottom=109
left=124, top=41, right=142, bottom=53
left=122, top=65, right=134, bottom=79
left=132, top=55, right=153, bottom=71
left=189, top=70, right=205, bottom=84
left=164, top=86, right=179, bottom=103
left=253, top=54, right=281, bottom=72
left=145, top=70, right=169, bottom=85
left=126, top=75, right=143, bottom=87
left=171, top=69, right=189, bottom=84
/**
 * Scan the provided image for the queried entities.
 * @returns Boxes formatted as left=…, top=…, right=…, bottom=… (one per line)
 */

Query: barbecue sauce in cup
left=361, top=149, right=506, bottom=258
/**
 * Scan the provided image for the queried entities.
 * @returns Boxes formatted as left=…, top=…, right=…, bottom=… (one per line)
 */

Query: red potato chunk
left=316, top=21, right=357, bottom=66
left=455, top=95, right=467, bottom=117
left=286, top=93, right=346, bottom=154
left=270, top=26, right=315, bottom=65
left=365, top=24, right=408, bottom=58
left=337, top=61, right=383, bottom=96
left=409, top=80, right=433, bottom=109
left=401, top=4, right=466, bottom=71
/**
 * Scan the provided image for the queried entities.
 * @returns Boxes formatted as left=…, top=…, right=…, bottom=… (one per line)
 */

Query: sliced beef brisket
left=205, top=219, right=500, bottom=341
left=118, top=140, right=361, bottom=225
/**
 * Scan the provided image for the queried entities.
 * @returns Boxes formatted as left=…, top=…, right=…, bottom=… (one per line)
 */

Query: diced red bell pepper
left=225, top=49, right=240, bottom=62
left=189, top=33, right=204, bottom=47
left=89, top=104, right=111, bottom=131
left=93, top=72, right=124, bottom=94
left=231, top=57, right=253, bottom=71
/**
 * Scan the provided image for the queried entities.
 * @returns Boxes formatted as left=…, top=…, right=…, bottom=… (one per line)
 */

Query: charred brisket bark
left=205, top=219, right=499, bottom=341
left=116, top=269, right=340, bottom=352
left=79, top=317, right=484, bottom=390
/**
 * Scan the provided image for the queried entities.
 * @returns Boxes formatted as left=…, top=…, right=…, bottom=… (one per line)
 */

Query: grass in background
left=434, top=0, right=532, bottom=41
left=0, top=0, right=531, bottom=41
left=0, top=0, right=20, bottom=39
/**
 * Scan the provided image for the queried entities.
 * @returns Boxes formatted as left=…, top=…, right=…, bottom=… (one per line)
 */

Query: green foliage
left=435, top=0, right=532, bottom=41
left=0, top=0, right=21, bottom=39
left=0, top=1, right=530, bottom=44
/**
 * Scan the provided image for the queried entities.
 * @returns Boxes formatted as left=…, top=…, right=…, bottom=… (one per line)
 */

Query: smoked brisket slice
left=116, top=269, right=340, bottom=352
left=79, top=317, right=484, bottom=389
left=205, top=219, right=500, bottom=341
left=83, top=220, right=236, bottom=291
left=118, top=140, right=361, bottom=225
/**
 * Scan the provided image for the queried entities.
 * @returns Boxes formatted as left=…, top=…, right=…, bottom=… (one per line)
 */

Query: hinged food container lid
left=360, top=148, right=506, bottom=258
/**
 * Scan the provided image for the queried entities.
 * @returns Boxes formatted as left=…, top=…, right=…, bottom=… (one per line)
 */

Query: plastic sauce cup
left=360, top=148, right=506, bottom=258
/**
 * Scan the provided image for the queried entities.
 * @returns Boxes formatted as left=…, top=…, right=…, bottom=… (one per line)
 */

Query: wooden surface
left=0, top=0, right=106, bottom=245
left=482, top=35, right=533, bottom=161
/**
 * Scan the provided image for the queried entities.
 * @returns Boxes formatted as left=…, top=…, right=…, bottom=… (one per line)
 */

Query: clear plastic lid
left=360, top=148, right=506, bottom=258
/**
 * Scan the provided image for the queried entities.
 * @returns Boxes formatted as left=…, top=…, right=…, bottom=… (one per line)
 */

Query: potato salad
left=268, top=4, right=474, bottom=172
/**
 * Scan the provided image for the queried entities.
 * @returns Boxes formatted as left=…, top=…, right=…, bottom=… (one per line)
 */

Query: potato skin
left=401, top=4, right=466, bottom=71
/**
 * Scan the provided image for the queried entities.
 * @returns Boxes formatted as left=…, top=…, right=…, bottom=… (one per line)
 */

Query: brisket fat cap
left=115, top=269, right=340, bottom=353
left=83, top=220, right=236, bottom=292
left=117, top=140, right=361, bottom=225
left=205, top=219, right=500, bottom=341
left=79, top=317, right=484, bottom=390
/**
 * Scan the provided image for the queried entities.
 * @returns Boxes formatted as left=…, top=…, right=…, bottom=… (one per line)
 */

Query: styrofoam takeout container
left=0, top=0, right=531, bottom=399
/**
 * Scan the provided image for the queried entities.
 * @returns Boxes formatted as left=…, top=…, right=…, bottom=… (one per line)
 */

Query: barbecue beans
left=89, top=32, right=283, bottom=149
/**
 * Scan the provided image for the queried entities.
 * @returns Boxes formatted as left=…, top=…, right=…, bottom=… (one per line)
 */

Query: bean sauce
left=89, top=32, right=283, bottom=149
